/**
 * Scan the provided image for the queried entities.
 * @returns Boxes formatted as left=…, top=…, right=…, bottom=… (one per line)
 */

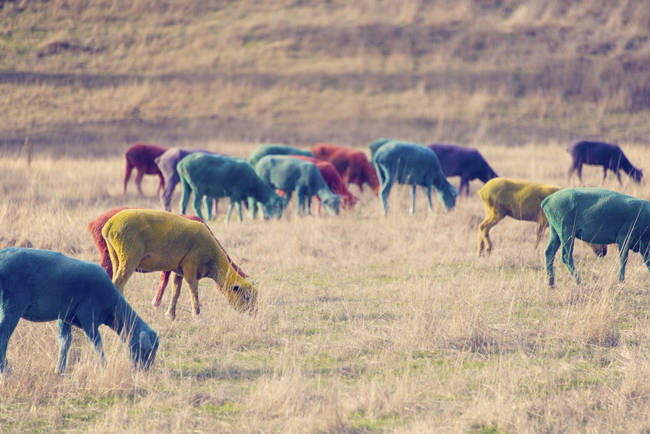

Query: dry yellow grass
left=1, top=1, right=649, bottom=431
left=0, top=141, right=648, bottom=432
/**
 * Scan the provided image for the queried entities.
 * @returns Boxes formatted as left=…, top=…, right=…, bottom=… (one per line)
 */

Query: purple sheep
left=427, top=144, right=499, bottom=196
left=568, top=140, right=643, bottom=184
left=155, top=148, right=220, bottom=212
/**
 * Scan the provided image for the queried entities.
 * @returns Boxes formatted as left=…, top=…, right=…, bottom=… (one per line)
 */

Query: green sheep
left=542, top=188, right=650, bottom=286
left=253, top=155, right=342, bottom=216
left=177, top=153, right=285, bottom=223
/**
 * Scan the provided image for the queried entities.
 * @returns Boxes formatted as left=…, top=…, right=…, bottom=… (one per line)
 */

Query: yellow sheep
left=102, top=209, right=256, bottom=319
left=477, top=178, right=606, bottom=257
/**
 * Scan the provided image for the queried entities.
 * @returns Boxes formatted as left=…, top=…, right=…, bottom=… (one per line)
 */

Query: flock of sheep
left=0, top=138, right=648, bottom=376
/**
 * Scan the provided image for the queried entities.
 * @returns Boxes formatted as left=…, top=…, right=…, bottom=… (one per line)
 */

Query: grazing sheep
left=88, top=207, right=247, bottom=308
left=254, top=155, right=342, bottom=216
left=427, top=143, right=498, bottom=196
left=477, top=178, right=607, bottom=257
left=372, top=140, right=457, bottom=215
left=123, top=143, right=168, bottom=195
left=542, top=188, right=650, bottom=286
left=568, top=140, right=643, bottom=184
left=288, top=154, right=358, bottom=209
left=311, top=143, right=380, bottom=195
left=0, top=247, right=158, bottom=374
left=177, top=153, right=285, bottom=223
left=102, top=209, right=256, bottom=319
left=247, top=144, right=314, bottom=168
left=155, top=147, right=219, bottom=212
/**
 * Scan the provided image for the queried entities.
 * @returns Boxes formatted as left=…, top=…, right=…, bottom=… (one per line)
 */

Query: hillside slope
left=1, top=0, right=649, bottom=154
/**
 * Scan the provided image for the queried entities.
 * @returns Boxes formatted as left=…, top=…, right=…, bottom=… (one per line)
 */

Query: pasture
left=0, top=142, right=647, bottom=433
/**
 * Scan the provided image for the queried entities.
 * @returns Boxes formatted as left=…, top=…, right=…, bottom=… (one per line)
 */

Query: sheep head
left=222, top=271, right=258, bottom=315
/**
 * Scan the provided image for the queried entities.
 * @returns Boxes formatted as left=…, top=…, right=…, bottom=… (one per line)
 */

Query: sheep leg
left=296, top=190, right=304, bottom=216
left=152, top=271, right=171, bottom=307
left=134, top=169, right=145, bottom=196
left=156, top=172, right=165, bottom=196
left=55, top=319, right=72, bottom=374
left=182, top=272, right=201, bottom=317
left=160, top=177, right=175, bottom=211
left=545, top=226, right=562, bottom=287
left=105, top=240, right=119, bottom=283
left=616, top=228, right=633, bottom=282
left=247, top=198, right=257, bottom=219
left=77, top=310, right=105, bottom=367
left=123, top=160, right=134, bottom=194
left=236, top=201, right=243, bottom=222
left=576, top=163, right=583, bottom=181
left=460, top=177, right=470, bottom=196
left=477, top=211, right=503, bottom=255
left=534, top=219, right=548, bottom=249
left=410, top=185, right=417, bottom=214
left=109, top=242, right=143, bottom=293
left=203, top=196, right=213, bottom=220
left=179, top=177, right=192, bottom=215
left=425, top=186, right=433, bottom=212
left=0, top=307, right=20, bottom=373
left=377, top=165, right=394, bottom=215
left=166, top=273, right=184, bottom=320
left=559, top=229, right=580, bottom=284
left=226, top=202, right=235, bottom=223
left=192, top=191, right=206, bottom=221
left=306, top=191, right=313, bottom=216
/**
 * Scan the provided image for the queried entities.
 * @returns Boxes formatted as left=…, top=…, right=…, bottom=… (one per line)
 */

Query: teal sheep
left=369, top=138, right=392, bottom=162
left=253, top=155, right=342, bottom=216
left=0, top=248, right=158, bottom=374
left=247, top=144, right=314, bottom=168
left=177, top=153, right=285, bottom=223
left=373, top=140, right=458, bottom=215
left=542, top=188, right=650, bottom=286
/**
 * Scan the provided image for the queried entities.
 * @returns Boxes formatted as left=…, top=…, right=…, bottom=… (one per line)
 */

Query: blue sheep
left=253, top=156, right=342, bottom=216
left=0, top=248, right=158, bottom=374
left=373, top=140, right=458, bottom=215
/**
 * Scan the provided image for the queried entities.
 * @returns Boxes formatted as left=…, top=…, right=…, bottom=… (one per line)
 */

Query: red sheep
left=88, top=207, right=247, bottom=308
left=311, top=143, right=380, bottom=196
left=123, top=143, right=168, bottom=195
left=288, top=155, right=358, bottom=210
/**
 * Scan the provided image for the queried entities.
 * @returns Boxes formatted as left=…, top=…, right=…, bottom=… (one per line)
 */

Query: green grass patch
left=469, top=423, right=506, bottom=434
left=349, top=410, right=406, bottom=432
left=202, top=401, right=241, bottom=419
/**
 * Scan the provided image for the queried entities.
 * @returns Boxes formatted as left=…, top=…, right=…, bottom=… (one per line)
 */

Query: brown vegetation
left=1, top=0, right=649, bottom=154
left=1, top=1, right=648, bottom=431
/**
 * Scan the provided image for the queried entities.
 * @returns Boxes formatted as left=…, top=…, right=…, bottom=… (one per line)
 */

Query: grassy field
left=1, top=0, right=649, bottom=432
left=0, top=142, right=648, bottom=433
